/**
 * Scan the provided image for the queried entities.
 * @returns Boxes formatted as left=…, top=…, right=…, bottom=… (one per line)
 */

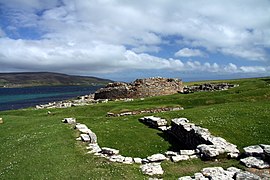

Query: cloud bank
left=0, top=0, right=269, bottom=79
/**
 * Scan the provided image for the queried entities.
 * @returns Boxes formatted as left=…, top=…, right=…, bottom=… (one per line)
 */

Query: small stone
left=240, top=156, right=270, bottom=169
left=62, top=117, right=76, bottom=124
left=123, top=157, right=133, bottom=164
left=140, top=163, right=164, bottom=176
left=133, top=157, right=142, bottom=164
left=227, top=152, right=239, bottom=159
left=243, top=145, right=264, bottom=156
left=147, top=153, right=167, bottom=162
left=76, top=137, right=81, bottom=141
left=171, top=155, right=189, bottom=162
left=101, top=147, right=119, bottom=155
left=165, top=151, right=178, bottom=157
left=80, top=134, right=90, bottom=142
left=180, top=150, right=195, bottom=155
left=178, top=176, right=193, bottom=180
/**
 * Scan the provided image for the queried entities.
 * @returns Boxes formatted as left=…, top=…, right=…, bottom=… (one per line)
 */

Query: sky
left=0, top=0, right=270, bottom=82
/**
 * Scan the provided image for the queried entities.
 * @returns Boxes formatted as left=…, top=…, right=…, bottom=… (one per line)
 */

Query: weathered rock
left=147, top=153, right=167, bottom=162
left=260, top=144, right=270, bottom=156
left=171, top=155, right=189, bottom=162
left=109, top=155, right=125, bottom=163
left=140, top=163, right=164, bottom=176
left=75, top=124, right=91, bottom=133
left=62, top=117, right=76, bottom=124
left=88, top=132, right=97, bottom=144
left=87, top=144, right=101, bottom=153
left=197, top=144, right=220, bottom=158
left=140, top=116, right=167, bottom=127
left=80, top=134, right=90, bottom=142
left=123, top=157, right=134, bottom=164
left=235, top=171, right=261, bottom=180
left=193, top=172, right=208, bottom=180
left=201, top=167, right=234, bottom=180
left=180, top=150, right=195, bottom=155
left=243, top=145, right=264, bottom=157
left=101, top=147, right=119, bottom=155
left=133, top=157, right=142, bottom=164
left=178, top=176, right=193, bottom=180
left=165, top=151, right=178, bottom=157
left=240, top=157, right=270, bottom=169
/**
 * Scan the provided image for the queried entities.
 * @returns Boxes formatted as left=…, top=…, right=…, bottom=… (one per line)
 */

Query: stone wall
left=94, top=77, right=183, bottom=100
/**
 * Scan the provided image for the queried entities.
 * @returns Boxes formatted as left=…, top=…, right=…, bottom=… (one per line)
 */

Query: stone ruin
left=94, top=77, right=183, bottom=100
left=62, top=116, right=270, bottom=178
left=182, top=83, right=238, bottom=94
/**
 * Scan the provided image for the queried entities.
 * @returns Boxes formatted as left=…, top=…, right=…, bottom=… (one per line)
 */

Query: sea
left=0, top=85, right=103, bottom=111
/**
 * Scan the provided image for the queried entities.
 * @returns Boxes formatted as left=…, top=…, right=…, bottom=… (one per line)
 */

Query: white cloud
left=0, top=0, right=270, bottom=79
left=175, top=48, right=205, bottom=57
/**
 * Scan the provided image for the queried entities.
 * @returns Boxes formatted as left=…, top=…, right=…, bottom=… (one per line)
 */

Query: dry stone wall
left=94, top=77, right=183, bottom=100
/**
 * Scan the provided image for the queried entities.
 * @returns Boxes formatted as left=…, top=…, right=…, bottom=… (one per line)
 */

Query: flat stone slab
left=133, top=157, right=142, bottom=164
left=180, top=150, right=195, bottom=155
left=235, top=171, right=261, bottom=180
left=75, top=124, right=91, bottom=133
left=147, top=153, right=167, bottom=162
left=80, top=134, right=90, bottom=142
left=171, top=155, right=189, bottom=162
left=240, top=156, right=270, bottom=169
left=140, top=163, right=164, bottom=176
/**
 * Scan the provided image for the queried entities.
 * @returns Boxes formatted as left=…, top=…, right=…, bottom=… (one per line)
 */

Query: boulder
left=140, top=163, right=164, bottom=176
left=147, top=153, right=167, bottom=162
left=240, top=156, right=269, bottom=169
left=171, top=155, right=189, bottom=162
left=101, top=147, right=119, bottom=155
left=235, top=171, right=261, bottom=180
left=243, top=145, right=264, bottom=157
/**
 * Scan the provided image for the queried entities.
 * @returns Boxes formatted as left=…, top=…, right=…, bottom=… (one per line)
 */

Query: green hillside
left=0, top=77, right=269, bottom=179
left=0, top=72, right=112, bottom=87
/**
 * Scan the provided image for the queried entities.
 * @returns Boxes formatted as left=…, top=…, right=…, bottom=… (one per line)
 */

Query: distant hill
left=0, top=72, right=113, bottom=87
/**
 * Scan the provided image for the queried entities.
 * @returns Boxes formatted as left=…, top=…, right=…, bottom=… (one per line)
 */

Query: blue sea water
left=0, top=86, right=102, bottom=111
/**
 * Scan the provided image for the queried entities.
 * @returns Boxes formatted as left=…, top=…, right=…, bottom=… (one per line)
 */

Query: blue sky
left=0, top=0, right=269, bottom=82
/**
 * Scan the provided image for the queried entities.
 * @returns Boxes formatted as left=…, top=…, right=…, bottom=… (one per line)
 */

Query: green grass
left=0, top=77, right=269, bottom=179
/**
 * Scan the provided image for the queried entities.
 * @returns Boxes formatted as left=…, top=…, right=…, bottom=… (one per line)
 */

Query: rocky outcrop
left=94, top=77, right=183, bottom=100
left=182, top=83, right=238, bottom=94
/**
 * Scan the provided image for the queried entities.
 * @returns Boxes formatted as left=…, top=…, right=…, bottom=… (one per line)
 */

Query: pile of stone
left=107, top=107, right=183, bottom=117
left=139, top=116, right=169, bottom=131
left=94, top=77, right=183, bottom=100
left=170, top=118, right=240, bottom=159
left=182, top=83, right=238, bottom=94
left=178, top=166, right=263, bottom=180
left=240, top=144, right=270, bottom=169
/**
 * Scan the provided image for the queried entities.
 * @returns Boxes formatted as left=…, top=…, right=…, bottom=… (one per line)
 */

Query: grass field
left=0, top=77, right=269, bottom=179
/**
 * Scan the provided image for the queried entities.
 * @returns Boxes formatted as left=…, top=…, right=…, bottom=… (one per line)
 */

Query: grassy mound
left=0, top=77, right=269, bottom=179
